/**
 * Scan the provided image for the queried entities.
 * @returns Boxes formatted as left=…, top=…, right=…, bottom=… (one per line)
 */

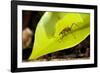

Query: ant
left=59, top=23, right=79, bottom=40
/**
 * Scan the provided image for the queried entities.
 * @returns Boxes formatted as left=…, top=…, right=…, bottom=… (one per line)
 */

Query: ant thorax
left=59, top=27, right=71, bottom=38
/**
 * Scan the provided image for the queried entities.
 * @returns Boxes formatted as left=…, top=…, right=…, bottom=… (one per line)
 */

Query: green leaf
left=29, top=12, right=90, bottom=60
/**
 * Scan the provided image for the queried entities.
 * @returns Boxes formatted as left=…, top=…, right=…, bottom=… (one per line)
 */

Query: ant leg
left=70, top=23, right=79, bottom=39
left=70, top=23, right=74, bottom=29
left=61, top=32, right=65, bottom=39
left=56, top=34, right=62, bottom=42
left=70, top=23, right=79, bottom=29
left=58, top=32, right=65, bottom=42
left=69, top=31, right=76, bottom=39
